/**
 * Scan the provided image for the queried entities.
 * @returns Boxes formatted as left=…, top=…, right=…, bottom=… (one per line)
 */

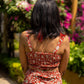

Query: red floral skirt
left=23, top=69, right=62, bottom=84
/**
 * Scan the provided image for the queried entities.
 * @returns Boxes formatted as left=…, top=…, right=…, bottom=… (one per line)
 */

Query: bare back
left=22, top=30, right=69, bottom=55
left=19, top=30, right=70, bottom=76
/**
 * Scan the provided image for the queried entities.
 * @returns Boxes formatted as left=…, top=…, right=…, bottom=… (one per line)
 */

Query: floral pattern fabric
left=23, top=32, right=66, bottom=84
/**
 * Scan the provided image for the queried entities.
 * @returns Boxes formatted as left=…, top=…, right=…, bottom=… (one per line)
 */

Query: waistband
left=28, top=65, right=59, bottom=72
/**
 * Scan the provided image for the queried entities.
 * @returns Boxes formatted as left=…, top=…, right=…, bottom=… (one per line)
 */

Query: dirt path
left=0, top=70, right=17, bottom=84
left=63, top=70, right=84, bottom=84
left=14, top=50, right=19, bottom=57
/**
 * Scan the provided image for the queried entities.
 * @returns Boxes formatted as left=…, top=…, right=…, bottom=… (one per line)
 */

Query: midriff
left=28, top=65, right=59, bottom=72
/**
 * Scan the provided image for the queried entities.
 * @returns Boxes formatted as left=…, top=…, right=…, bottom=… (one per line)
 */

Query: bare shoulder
left=20, top=31, right=27, bottom=38
left=20, top=30, right=32, bottom=37
left=63, top=35, right=70, bottom=46
left=64, top=35, right=69, bottom=41
left=20, top=30, right=32, bottom=41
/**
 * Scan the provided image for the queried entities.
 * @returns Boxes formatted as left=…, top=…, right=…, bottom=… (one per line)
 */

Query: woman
left=19, top=0, right=70, bottom=84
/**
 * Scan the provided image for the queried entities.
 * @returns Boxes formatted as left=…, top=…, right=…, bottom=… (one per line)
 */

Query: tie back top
left=22, top=31, right=67, bottom=84
left=25, top=32, right=66, bottom=70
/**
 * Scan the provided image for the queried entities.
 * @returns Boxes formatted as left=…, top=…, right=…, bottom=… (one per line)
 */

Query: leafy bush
left=0, top=53, right=67, bottom=84
left=62, top=79, right=68, bottom=84
left=0, top=0, right=72, bottom=33
left=0, top=54, right=24, bottom=83
left=68, top=41, right=84, bottom=77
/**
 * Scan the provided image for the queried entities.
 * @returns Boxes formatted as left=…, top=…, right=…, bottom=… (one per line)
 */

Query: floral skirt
left=23, top=69, right=62, bottom=84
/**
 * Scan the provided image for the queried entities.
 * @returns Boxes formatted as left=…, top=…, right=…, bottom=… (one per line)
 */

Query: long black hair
left=31, top=0, right=65, bottom=40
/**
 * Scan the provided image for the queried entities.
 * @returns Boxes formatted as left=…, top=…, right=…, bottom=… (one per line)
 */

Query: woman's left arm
left=19, top=32, right=28, bottom=75
left=59, top=36, right=70, bottom=76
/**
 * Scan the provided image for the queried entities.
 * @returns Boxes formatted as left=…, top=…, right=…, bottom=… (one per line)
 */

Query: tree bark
left=2, top=13, right=8, bottom=53
left=0, top=13, right=2, bottom=53
left=71, top=0, right=78, bottom=33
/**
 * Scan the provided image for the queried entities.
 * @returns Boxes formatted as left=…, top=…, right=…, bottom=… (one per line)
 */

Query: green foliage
left=0, top=54, right=24, bottom=83
left=62, top=79, right=68, bottom=84
left=0, top=0, right=72, bottom=33
left=68, top=41, right=84, bottom=77
left=0, top=0, right=34, bottom=33
left=14, top=39, right=19, bottom=50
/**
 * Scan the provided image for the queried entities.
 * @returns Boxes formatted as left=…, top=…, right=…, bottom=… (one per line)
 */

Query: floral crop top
left=25, top=32, right=66, bottom=71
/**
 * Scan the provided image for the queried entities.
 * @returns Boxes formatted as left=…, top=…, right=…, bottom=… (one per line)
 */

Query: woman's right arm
left=19, top=32, right=28, bottom=75
left=59, top=36, right=70, bottom=76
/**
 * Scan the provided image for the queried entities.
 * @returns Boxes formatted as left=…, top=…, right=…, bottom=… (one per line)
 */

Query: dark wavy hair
left=31, top=0, right=65, bottom=40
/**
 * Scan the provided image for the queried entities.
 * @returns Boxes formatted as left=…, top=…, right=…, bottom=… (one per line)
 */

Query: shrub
left=68, top=41, right=84, bottom=77
left=0, top=54, right=24, bottom=83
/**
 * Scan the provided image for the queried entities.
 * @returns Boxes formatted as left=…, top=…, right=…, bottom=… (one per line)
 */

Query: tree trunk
left=7, top=15, right=15, bottom=57
left=2, top=13, right=8, bottom=53
left=71, top=0, right=78, bottom=33
left=7, top=28, right=15, bottom=57
left=1, top=13, right=15, bottom=57
left=0, top=13, right=2, bottom=53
